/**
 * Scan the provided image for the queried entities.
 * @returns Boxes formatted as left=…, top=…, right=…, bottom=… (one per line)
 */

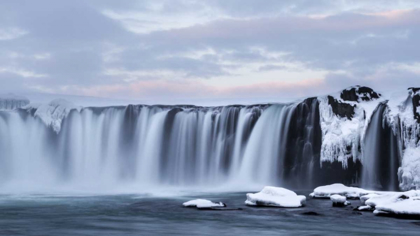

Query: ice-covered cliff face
left=393, top=88, right=420, bottom=190
left=317, top=86, right=419, bottom=190
left=318, top=86, right=383, bottom=168
left=0, top=86, right=420, bottom=192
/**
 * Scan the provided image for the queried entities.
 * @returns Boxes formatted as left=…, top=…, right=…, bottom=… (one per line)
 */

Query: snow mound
left=183, top=199, right=226, bottom=209
left=330, top=194, right=346, bottom=203
left=310, top=183, right=369, bottom=199
left=0, top=94, right=30, bottom=110
left=360, top=193, right=380, bottom=205
left=361, top=190, right=420, bottom=216
left=330, top=194, right=350, bottom=207
left=30, top=99, right=79, bottom=133
left=245, top=186, right=306, bottom=208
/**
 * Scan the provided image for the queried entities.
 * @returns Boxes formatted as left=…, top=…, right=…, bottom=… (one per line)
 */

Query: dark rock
left=301, top=211, right=321, bottom=216
left=328, top=96, right=356, bottom=120
left=409, top=87, right=420, bottom=123
left=399, top=195, right=410, bottom=200
left=340, top=86, right=381, bottom=102
left=332, top=201, right=350, bottom=207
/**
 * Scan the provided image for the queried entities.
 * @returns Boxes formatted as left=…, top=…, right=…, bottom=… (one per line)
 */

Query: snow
left=245, top=186, right=306, bottom=208
left=28, top=99, right=79, bottom=133
left=310, top=183, right=369, bottom=199
left=0, top=94, right=30, bottom=110
left=357, top=205, right=373, bottom=211
left=182, top=199, right=226, bottom=209
left=330, top=194, right=346, bottom=203
left=361, top=190, right=420, bottom=216
left=360, top=193, right=380, bottom=205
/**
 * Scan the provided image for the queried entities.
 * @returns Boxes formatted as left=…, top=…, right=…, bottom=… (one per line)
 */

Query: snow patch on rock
left=183, top=199, right=226, bottom=209
left=330, top=194, right=346, bottom=203
left=245, top=186, right=306, bottom=208
left=310, top=183, right=368, bottom=199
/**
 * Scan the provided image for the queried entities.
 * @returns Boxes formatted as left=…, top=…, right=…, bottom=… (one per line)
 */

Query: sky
left=1, top=0, right=420, bottom=105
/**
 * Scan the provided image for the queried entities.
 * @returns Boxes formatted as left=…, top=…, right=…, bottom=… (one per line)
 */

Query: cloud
left=0, top=28, right=27, bottom=40
left=0, top=0, right=419, bottom=103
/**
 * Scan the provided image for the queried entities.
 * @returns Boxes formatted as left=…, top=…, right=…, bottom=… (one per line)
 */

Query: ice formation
left=0, top=94, right=30, bottom=110
left=394, top=88, right=420, bottom=190
left=245, top=186, right=306, bottom=208
left=28, top=99, right=79, bottom=133
left=318, top=86, right=382, bottom=168
left=183, top=199, right=226, bottom=209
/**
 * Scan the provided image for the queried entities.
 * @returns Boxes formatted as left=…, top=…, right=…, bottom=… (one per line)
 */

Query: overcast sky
left=1, top=0, right=420, bottom=104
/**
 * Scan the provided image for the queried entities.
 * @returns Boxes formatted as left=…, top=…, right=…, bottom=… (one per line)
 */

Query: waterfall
left=2, top=104, right=308, bottom=191
left=0, top=94, right=410, bottom=192
left=361, top=103, right=400, bottom=190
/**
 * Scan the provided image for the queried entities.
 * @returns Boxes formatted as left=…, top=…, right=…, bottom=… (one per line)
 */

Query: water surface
left=0, top=191, right=419, bottom=235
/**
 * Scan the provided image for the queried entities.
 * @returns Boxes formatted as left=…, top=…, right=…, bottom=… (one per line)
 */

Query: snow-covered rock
left=330, top=194, right=346, bottom=203
left=29, top=99, right=79, bottom=133
left=362, top=190, right=420, bottom=217
left=310, top=183, right=369, bottom=199
left=245, top=186, right=306, bottom=208
left=182, top=199, right=226, bottom=209
left=0, top=94, right=30, bottom=110
left=360, top=193, right=380, bottom=205
left=330, top=194, right=350, bottom=207
left=356, top=205, right=373, bottom=211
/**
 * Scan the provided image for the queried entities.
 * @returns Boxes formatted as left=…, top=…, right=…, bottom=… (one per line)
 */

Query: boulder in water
left=183, top=199, right=226, bottom=209
left=330, top=194, right=350, bottom=207
left=245, top=186, right=306, bottom=208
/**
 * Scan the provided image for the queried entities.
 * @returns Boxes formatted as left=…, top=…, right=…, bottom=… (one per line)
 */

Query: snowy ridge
left=0, top=94, right=30, bottom=110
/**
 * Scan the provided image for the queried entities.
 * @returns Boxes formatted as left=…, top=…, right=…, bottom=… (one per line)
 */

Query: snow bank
left=0, top=94, right=30, bottom=110
left=245, top=186, right=306, bottom=208
left=29, top=99, right=79, bottom=133
left=310, top=183, right=369, bottom=199
left=183, top=199, right=226, bottom=209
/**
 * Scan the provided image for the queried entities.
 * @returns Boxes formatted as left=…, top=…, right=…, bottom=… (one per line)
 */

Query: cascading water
left=0, top=90, right=411, bottom=193
left=361, top=103, right=400, bottom=190
left=1, top=103, right=308, bottom=192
